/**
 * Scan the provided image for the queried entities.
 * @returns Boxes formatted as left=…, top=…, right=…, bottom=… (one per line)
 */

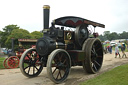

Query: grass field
left=80, top=63, right=128, bottom=85
left=0, top=57, right=6, bottom=69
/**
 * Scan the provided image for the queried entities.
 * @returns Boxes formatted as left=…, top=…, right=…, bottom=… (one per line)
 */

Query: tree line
left=0, top=24, right=43, bottom=50
left=99, top=31, right=128, bottom=41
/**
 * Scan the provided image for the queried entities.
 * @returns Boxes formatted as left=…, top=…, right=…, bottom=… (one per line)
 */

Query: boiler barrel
left=36, top=37, right=66, bottom=56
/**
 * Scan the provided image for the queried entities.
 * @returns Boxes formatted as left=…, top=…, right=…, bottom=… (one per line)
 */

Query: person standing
left=121, top=44, right=127, bottom=58
left=122, top=43, right=126, bottom=50
left=109, top=45, right=112, bottom=54
left=115, top=44, right=121, bottom=58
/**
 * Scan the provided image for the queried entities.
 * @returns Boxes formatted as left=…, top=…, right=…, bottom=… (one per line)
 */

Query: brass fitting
left=43, top=5, right=50, bottom=9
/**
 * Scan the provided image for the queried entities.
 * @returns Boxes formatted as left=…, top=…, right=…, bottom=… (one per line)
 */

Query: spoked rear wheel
left=20, top=48, right=43, bottom=77
left=47, top=49, right=71, bottom=83
left=82, top=38, right=103, bottom=73
left=7, top=56, right=19, bottom=69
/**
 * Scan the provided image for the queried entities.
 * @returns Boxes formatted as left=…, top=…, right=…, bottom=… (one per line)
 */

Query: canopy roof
left=53, top=16, right=105, bottom=28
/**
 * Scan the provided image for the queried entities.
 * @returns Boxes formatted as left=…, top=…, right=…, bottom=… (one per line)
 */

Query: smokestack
left=43, top=5, right=50, bottom=29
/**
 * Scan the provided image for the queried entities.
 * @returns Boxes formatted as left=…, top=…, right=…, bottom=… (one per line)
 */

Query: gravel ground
left=0, top=51, right=128, bottom=85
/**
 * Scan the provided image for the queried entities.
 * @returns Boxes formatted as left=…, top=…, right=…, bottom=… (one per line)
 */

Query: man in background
left=121, top=44, right=127, bottom=58
left=115, top=44, right=121, bottom=58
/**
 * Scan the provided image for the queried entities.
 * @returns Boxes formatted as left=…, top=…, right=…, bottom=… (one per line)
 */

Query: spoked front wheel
left=20, top=48, right=43, bottom=78
left=47, top=49, right=71, bottom=83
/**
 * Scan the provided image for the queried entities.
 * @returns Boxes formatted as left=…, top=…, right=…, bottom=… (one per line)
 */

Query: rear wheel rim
left=90, top=41, right=103, bottom=72
left=82, top=38, right=103, bottom=73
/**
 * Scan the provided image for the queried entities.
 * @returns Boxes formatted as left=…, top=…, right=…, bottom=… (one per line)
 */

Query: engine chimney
left=43, top=5, right=50, bottom=29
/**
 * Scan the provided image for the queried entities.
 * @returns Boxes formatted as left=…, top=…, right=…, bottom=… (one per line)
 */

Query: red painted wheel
left=3, top=58, right=9, bottom=69
left=7, top=56, right=20, bottom=69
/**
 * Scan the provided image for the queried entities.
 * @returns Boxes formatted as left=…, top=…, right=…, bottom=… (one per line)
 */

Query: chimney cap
left=43, top=5, right=50, bottom=9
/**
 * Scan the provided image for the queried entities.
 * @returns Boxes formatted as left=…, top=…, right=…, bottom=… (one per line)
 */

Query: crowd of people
left=103, top=43, right=127, bottom=58
left=115, top=43, right=127, bottom=58
left=104, top=45, right=113, bottom=54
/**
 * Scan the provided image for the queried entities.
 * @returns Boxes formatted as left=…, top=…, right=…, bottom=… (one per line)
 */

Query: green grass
left=0, top=57, right=6, bottom=69
left=125, top=48, right=128, bottom=52
left=80, top=64, right=128, bottom=85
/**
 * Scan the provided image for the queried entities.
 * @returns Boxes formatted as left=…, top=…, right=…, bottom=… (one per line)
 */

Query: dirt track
left=0, top=51, right=128, bottom=85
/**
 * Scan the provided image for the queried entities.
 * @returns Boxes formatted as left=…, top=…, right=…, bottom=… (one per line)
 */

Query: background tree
left=119, top=31, right=128, bottom=39
left=99, top=31, right=128, bottom=42
left=108, top=32, right=119, bottom=41
left=0, top=25, right=20, bottom=47
left=0, top=25, right=44, bottom=50
left=98, top=34, right=105, bottom=41
left=5, top=29, right=32, bottom=50
left=3, top=25, right=19, bottom=34
left=103, top=31, right=110, bottom=40
left=30, top=31, right=43, bottom=39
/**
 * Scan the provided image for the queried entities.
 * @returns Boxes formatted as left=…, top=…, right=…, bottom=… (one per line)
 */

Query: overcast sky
left=0, top=0, right=128, bottom=34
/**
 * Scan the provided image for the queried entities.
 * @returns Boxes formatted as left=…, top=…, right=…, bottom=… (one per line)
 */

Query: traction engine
left=20, top=5, right=105, bottom=83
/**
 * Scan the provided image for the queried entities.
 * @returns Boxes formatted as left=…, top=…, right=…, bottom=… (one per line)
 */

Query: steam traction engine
left=20, top=5, right=105, bottom=83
